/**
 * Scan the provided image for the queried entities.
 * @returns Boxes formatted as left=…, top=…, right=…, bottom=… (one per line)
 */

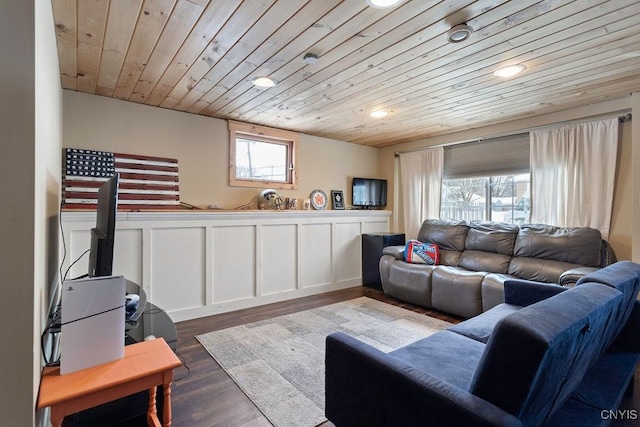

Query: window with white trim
left=229, top=120, right=298, bottom=189
left=441, top=174, right=530, bottom=224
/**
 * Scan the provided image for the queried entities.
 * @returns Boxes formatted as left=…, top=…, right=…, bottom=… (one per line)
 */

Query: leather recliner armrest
left=559, top=267, right=600, bottom=287
left=600, top=239, right=617, bottom=266
left=382, top=245, right=405, bottom=260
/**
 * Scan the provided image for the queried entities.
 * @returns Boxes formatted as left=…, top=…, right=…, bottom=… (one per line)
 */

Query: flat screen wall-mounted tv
left=352, top=177, right=387, bottom=209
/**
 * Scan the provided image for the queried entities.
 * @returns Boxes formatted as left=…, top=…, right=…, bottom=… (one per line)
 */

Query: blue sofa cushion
left=325, top=332, right=524, bottom=427
left=469, top=283, right=624, bottom=426
left=450, top=279, right=568, bottom=344
left=389, top=330, right=485, bottom=389
left=576, top=260, right=640, bottom=344
left=449, top=303, right=522, bottom=343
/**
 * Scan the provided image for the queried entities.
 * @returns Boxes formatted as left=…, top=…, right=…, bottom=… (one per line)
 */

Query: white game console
left=60, top=275, right=126, bottom=375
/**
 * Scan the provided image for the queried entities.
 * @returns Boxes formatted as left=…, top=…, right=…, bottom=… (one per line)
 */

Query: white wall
left=0, top=0, right=62, bottom=426
left=62, top=91, right=380, bottom=209
left=378, top=97, right=635, bottom=260
left=35, top=0, right=63, bottom=397
left=0, top=1, right=36, bottom=423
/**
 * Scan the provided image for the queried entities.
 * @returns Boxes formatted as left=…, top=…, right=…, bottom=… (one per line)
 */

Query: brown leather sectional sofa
left=379, top=219, right=616, bottom=318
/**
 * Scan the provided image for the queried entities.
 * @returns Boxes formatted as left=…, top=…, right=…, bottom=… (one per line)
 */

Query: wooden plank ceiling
left=52, top=0, right=640, bottom=147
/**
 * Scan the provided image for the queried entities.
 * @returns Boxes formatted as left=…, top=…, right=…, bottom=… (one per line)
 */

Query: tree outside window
left=441, top=174, right=530, bottom=224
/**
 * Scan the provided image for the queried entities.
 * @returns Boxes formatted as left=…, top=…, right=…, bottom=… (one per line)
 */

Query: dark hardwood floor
left=168, top=287, right=640, bottom=427
left=169, top=287, right=458, bottom=426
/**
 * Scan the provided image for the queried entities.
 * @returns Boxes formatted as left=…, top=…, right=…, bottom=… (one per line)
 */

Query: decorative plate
left=310, top=189, right=328, bottom=210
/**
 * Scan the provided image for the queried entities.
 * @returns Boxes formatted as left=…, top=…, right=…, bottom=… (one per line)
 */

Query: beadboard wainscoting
left=61, top=210, right=390, bottom=322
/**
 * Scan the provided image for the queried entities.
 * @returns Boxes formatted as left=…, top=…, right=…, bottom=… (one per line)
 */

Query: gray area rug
left=196, top=297, right=452, bottom=427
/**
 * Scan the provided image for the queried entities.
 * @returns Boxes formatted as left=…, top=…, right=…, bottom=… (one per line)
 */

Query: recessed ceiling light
left=252, top=76, right=276, bottom=88
left=365, top=0, right=404, bottom=9
left=447, top=24, right=473, bottom=43
left=493, top=64, right=526, bottom=78
left=370, top=110, right=390, bottom=119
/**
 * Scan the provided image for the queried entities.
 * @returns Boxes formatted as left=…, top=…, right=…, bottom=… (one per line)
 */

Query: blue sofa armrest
left=325, top=332, right=523, bottom=427
left=503, top=279, right=567, bottom=307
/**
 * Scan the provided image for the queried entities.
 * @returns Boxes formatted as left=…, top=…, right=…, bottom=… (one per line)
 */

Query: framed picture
left=331, top=190, right=345, bottom=210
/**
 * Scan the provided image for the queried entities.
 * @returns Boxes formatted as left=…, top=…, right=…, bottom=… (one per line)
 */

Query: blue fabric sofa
left=325, top=261, right=640, bottom=426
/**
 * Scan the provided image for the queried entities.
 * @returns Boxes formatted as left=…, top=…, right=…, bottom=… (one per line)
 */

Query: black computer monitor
left=88, top=174, right=119, bottom=277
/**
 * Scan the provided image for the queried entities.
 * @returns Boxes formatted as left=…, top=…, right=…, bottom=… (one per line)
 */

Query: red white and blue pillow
left=404, top=240, right=440, bottom=265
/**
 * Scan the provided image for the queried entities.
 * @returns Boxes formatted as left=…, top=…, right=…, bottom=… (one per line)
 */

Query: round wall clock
left=310, top=189, right=328, bottom=210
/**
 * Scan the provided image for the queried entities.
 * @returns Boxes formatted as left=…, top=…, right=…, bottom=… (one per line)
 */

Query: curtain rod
left=394, top=112, right=632, bottom=158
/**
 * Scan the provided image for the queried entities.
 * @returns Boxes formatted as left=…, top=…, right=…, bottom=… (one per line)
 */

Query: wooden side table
left=38, top=337, right=182, bottom=427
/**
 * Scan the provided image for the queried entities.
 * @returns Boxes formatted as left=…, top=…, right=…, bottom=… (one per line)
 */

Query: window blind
left=443, top=133, right=530, bottom=179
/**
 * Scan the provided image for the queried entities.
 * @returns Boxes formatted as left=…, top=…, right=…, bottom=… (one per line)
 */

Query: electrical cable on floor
left=173, top=349, right=191, bottom=381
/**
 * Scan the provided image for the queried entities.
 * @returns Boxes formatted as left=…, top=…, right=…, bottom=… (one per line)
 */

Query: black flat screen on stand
left=352, top=177, right=387, bottom=209
left=88, top=174, right=119, bottom=277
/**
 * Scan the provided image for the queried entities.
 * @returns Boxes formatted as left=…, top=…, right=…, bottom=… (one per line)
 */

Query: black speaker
left=362, top=233, right=405, bottom=290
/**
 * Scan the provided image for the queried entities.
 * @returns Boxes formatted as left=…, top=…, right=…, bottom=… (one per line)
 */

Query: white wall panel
left=113, top=229, right=142, bottom=285
left=260, top=224, right=297, bottom=295
left=300, top=223, right=332, bottom=288
left=334, top=222, right=361, bottom=283
left=62, top=210, right=390, bottom=321
left=211, top=225, right=256, bottom=303
left=150, top=227, right=205, bottom=311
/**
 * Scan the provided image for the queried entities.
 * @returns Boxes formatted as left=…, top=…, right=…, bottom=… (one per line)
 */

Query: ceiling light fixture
left=447, top=24, right=473, bottom=43
left=365, top=0, right=404, bottom=9
left=303, top=53, right=319, bottom=65
left=251, top=76, right=276, bottom=88
left=370, top=110, right=390, bottom=119
left=493, top=64, right=526, bottom=78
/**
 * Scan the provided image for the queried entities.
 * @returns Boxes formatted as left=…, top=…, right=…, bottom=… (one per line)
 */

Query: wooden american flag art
left=63, top=148, right=180, bottom=210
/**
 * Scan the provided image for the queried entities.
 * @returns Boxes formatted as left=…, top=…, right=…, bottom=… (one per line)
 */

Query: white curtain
left=530, top=118, right=618, bottom=238
left=399, top=147, right=444, bottom=240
